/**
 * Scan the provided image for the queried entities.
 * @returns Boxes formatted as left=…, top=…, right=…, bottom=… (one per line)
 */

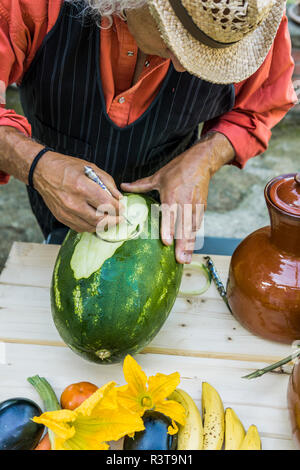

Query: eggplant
left=0, top=398, right=44, bottom=450
left=123, top=410, right=178, bottom=450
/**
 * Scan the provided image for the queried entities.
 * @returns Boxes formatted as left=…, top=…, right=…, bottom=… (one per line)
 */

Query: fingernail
left=179, top=252, right=192, bottom=264
left=185, top=254, right=192, bottom=264
left=163, top=235, right=173, bottom=245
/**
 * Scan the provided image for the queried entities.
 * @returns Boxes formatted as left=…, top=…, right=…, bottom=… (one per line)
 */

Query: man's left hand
left=121, top=132, right=235, bottom=264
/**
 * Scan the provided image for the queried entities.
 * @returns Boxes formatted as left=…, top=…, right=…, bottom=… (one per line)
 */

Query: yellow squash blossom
left=33, top=381, right=144, bottom=450
left=117, top=355, right=186, bottom=434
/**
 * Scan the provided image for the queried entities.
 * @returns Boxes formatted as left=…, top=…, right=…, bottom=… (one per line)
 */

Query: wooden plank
left=0, top=282, right=292, bottom=362
left=260, top=438, right=296, bottom=451
left=0, top=243, right=59, bottom=288
left=0, top=243, right=297, bottom=451
left=0, top=342, right=296, bottom=450
left=1, top=242, right=230, bottom=293
left=4, top=242, right=60, bottom=270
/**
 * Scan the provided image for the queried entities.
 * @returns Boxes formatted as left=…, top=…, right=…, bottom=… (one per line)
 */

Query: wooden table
left=0, top=242, right=297, bottom=450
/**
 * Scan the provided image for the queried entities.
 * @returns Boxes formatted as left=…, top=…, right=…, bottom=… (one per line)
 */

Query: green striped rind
left=50, top=195, right=183, bottom=364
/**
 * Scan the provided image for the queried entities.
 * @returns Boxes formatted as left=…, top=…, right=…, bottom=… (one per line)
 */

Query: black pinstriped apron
left=20, top=1, right=235, bottom=237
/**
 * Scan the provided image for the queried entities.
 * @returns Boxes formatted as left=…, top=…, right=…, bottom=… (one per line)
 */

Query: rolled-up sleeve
left=0, top=107, right=32, bottom=183
left=202, top=15, right=297, bottom=168
left=0, top=0, right=59, bottom=184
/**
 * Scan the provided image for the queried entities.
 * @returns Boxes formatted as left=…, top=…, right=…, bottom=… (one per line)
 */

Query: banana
left=224, top=408, right=245, bottom=450
left=239, top=425, right=261, bottom=450
left=202, top=382, right=225, bottom=450
left=169, top=388, right=203, bottom=450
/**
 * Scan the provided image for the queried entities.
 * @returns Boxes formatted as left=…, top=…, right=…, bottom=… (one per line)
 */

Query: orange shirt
left=100, top=16, right=171, bottom=128
left=0, top=0, right=297, bottom=184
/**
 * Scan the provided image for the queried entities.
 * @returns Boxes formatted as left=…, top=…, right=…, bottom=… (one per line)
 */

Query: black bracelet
left=28, top=147, right=53, bottom=189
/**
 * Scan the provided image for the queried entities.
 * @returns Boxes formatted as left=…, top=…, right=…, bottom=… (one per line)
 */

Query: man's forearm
left=0, top=126, right=44, bottom=184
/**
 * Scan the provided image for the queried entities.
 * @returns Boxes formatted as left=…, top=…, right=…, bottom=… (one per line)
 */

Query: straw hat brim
left=148, top=0, right=285, bottom=84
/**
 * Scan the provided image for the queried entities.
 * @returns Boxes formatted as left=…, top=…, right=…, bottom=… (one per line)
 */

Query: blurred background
left=0, top=3, right=300, bottom=272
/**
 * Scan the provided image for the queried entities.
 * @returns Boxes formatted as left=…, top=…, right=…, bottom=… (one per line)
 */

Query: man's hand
left=34, top=152, right=124, bottom=233
left=0, top=126, right=125, bottom=233
left=121, top=132, right=235, bottom=264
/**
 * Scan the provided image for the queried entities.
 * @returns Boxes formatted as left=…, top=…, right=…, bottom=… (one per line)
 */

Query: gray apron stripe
left=85, top=73, right=97, bottom=148
left=175, top=76, right=196, bottom=130
left=206, top=91, right=221, bottom=121
left=94, top=112, right=103, bottom=165
left=120, top=126, right=134, bottom=182
left=56, top=12, right=73, bottom=145
left=163, top=73, right=183, bottom=133
left=104, top=126, right=114, bottom=172
left=136, top=112, right=152, bottom=179
left=110, top=130, right=121, bottom=175
left=79, top=34, right=93, bottom=144
left=38, top=50, right=47, bottom=118
left=68, top=18, right=85, bottom=137
left=186, top=79, right=208, bottom=128
left=49, top=19, right=65, bottom=127
left=142, top=87, right=165, bottom=168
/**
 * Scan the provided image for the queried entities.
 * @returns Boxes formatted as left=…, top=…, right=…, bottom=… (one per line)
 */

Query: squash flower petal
left=147, top=372, right=181, bottom=403
left=53, top=436, right=109, bottom=451
left=32, top=410, right=76, bottom=440
left=72, top=407, right=144, bottom=443
left=33, top=381, right=144, bottom=450
left=74, top=381, right=117, bottom=416
left=122, top=354, right=148, bottom=396
left=117, top=355, right=186, bottom=433
left=168, top=420, right=179, bottom=436
left=154, top=400, right=186, bottom=427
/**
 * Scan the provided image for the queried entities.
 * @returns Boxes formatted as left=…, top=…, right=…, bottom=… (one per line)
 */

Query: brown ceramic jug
left=227, top=173, right=300, bottom=343
left=287, top=360, right=300, bottom=449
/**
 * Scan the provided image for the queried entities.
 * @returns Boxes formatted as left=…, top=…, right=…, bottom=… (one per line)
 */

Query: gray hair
left=67, top=0, right=148, bottom=26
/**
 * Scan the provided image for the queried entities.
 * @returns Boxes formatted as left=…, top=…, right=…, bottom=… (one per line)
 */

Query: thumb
left=121, top=175, right=157, bottom=193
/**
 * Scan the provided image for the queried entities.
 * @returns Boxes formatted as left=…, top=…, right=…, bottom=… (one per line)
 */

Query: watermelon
left=50, top=194, right=183, bottom=364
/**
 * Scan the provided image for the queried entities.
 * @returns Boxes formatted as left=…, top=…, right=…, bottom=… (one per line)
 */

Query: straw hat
left=148, top=0, right=285, bottom=84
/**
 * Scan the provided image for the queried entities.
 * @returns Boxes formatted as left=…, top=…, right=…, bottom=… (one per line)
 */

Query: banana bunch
left=171, top=384, right=261, bottom=450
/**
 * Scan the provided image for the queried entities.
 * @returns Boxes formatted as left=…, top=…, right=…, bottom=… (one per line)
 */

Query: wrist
left=33, top=149, right=55, bottom=192
left=0, top=126, right=45, bottom=184
left=28, top=147, right=54, bottom=189
left=192, top=131, right=235, bottom=176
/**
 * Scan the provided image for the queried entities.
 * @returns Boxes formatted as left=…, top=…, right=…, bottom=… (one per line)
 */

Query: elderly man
left=0, top=0, right=296, bottom=263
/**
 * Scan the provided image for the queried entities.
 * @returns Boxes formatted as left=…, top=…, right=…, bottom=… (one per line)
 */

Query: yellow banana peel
left=225, top=408, right=246, bottom=450
left=239, top=425, right=262, bottom=450
left=169, top=388, right=203, bottom=450
left=202, top=382, right=225, bottom=450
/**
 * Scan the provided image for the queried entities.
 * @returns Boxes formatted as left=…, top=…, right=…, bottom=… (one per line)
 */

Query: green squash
left=50, top=194, right=183, bottom=364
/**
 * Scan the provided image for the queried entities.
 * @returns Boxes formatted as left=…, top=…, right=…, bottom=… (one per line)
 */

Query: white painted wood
left=0, top=242, right=59, bottom=288
left=260, top=437, right=296, bottom=451
left=0, top=242, right=297, bottom=450
left=0, top=343, right=296, bottom=450
left=0, top=282, right=292, bottom=361
left=1, top=242, right=229, bottom=293
left=0, top=244, right=292, bottom=362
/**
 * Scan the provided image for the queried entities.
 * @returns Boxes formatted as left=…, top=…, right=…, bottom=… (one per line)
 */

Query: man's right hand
left=33, top=151, right=124, bottom=233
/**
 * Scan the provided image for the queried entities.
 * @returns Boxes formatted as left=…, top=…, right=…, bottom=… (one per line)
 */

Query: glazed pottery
left=227, top=174, right=300, bottom=343
left=287, top=360, right=300, bottom=448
